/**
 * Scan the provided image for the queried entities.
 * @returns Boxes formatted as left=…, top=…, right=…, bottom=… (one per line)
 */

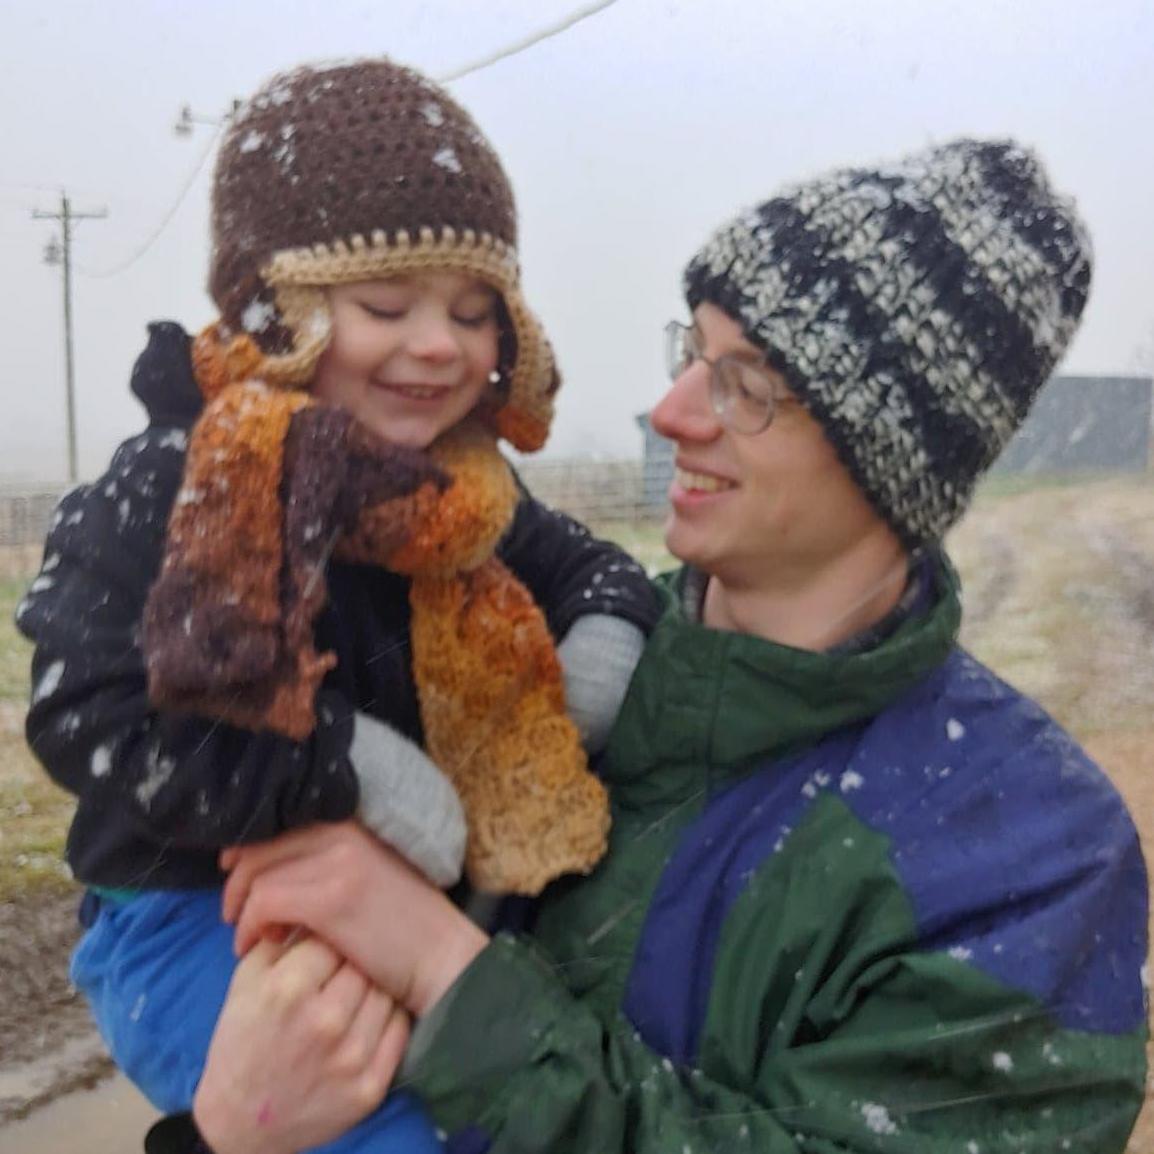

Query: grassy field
left=0, top=580, right=73, bottom=901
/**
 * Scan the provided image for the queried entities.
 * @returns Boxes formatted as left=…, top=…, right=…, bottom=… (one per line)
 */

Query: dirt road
left=0, top=1073, right=154, bottom=1154
left=1, top=476, right=1151, bottom=1152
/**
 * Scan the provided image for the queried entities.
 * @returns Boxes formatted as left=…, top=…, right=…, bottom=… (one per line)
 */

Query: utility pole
left=33, top=192, right=107, bottom=483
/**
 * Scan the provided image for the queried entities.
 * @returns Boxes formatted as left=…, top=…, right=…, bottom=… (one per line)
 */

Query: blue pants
left=71, top=889, right=442, bottom=1154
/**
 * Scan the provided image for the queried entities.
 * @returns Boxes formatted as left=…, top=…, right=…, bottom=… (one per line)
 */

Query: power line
left=1, top=180, right=104, bottom=214
left=74, top=0, right=622, bottom=279
left=0, top=193, right=40, bottom=212
left=436, top=0, right=620, bottom=82
left=77, top=126, right=221, bottom=279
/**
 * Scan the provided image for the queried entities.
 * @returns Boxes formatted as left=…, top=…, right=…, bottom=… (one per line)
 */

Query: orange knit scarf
left=142, top=324, right=609, bottom=895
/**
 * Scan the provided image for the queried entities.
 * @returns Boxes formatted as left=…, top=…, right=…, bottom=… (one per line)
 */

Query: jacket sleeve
left=16, top=428, right=361, bottom=849
left=406, top=928, right=1146, bottom=1154
left=497, top=487, right=660, bottom=640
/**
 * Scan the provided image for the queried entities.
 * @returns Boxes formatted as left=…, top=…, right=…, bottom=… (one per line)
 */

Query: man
left=167, top=137, right=1150, bottom=1154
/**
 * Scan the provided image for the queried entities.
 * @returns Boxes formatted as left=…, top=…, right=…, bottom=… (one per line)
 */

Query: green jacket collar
left=602, top=553, right=962, bottom=803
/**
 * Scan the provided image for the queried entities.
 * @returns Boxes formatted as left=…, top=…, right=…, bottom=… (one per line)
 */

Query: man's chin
left=663, top=521, right=709, bottom=572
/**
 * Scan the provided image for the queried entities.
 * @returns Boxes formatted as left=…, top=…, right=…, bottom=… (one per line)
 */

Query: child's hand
left=192, top=933, right=408, bottom=1154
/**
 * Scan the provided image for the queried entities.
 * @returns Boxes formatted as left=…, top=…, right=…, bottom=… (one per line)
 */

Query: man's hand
left=221, top=822, right=488, bottom=1017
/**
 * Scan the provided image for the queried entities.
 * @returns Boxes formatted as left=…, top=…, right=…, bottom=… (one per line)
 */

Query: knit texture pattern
left=144, top=335, right=448, bottom=737
left=209, top=58, right=558, bottom=451
left=684, top=137, right=1092, bottom=545
left=144, top=327, right=609, bottom=895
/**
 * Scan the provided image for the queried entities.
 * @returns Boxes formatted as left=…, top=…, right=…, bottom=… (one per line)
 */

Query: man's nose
left=650, top=361, right=722, bottom=442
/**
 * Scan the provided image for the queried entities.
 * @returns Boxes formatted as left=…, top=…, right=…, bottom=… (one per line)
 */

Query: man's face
left=649, top=302, right=892, bottom=588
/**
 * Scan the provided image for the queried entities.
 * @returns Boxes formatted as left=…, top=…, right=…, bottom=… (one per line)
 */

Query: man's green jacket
left=411, top=563, right=1149, bottom=1154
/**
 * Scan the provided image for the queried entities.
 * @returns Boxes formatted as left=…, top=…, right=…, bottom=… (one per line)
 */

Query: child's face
left=313, top=272, right=501, bottom=449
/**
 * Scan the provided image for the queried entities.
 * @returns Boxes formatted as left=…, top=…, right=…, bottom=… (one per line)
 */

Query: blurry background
left=0, top=0, right=1152, bottom=481
left=0, top=2, right=1150, bottom=1149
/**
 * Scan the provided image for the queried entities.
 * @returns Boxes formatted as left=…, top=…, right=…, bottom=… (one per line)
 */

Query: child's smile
left=313, top=271, right=501, bottom=449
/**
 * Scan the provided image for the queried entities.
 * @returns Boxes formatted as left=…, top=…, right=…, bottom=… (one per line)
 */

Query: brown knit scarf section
left=142, top=324, right=609, bottom=895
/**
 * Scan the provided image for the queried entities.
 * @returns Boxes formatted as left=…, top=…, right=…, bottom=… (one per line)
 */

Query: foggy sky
left=2, top=0, right=1152, bottom=482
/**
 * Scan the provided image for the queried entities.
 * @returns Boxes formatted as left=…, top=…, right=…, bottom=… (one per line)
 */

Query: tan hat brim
left=260, top=227, right=556, bottom=451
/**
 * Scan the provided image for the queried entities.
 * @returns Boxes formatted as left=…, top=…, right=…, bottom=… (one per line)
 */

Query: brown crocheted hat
left=208, top=58, right=557, bottom=451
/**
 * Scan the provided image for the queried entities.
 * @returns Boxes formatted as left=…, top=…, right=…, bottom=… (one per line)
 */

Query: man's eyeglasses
left=664, top=320, right=798, bottom=435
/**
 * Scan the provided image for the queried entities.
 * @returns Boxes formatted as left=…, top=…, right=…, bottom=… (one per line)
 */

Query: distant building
left=637, top=374, right=1153, bottom=511
left=991, top=375, right=1152, bottom=474
left=635, top=412, right=674, bottom=511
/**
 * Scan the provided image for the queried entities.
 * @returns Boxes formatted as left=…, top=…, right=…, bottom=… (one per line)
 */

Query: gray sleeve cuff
left=557, top=615, right=645, bottom=754
left=349, top=712, right=466, bottom=887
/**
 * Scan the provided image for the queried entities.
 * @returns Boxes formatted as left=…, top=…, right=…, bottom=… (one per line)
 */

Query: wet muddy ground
left=0, top=1072, right=154, bottom=1154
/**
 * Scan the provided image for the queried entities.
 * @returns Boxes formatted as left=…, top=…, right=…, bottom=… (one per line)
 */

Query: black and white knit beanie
left=683, top=138, right=1092, bottom=547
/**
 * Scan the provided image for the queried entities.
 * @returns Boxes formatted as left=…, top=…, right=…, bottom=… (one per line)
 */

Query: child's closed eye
left=452, top=309, right=496, bottom=329
left=360, top=302, right=406, bottom=321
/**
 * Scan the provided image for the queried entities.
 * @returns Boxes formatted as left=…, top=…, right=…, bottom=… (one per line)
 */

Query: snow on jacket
left=16, top=322, right=659, bottom=890
left=406, top=564, right=1149, bottom=1154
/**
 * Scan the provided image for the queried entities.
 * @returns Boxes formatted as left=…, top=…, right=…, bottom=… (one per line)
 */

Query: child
left=17, top=58, right=658, bottom=1154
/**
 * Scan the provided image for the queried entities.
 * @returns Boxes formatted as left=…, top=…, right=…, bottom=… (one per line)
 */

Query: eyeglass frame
left=663, top=319, right=801, bottom=435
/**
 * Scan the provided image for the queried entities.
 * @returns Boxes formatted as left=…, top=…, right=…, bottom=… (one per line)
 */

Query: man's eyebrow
left=692, top=324, right=768, bottom=366
left=717, top=341, right=771, bottom=368
left=727, top=348, right=768, bottom=366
